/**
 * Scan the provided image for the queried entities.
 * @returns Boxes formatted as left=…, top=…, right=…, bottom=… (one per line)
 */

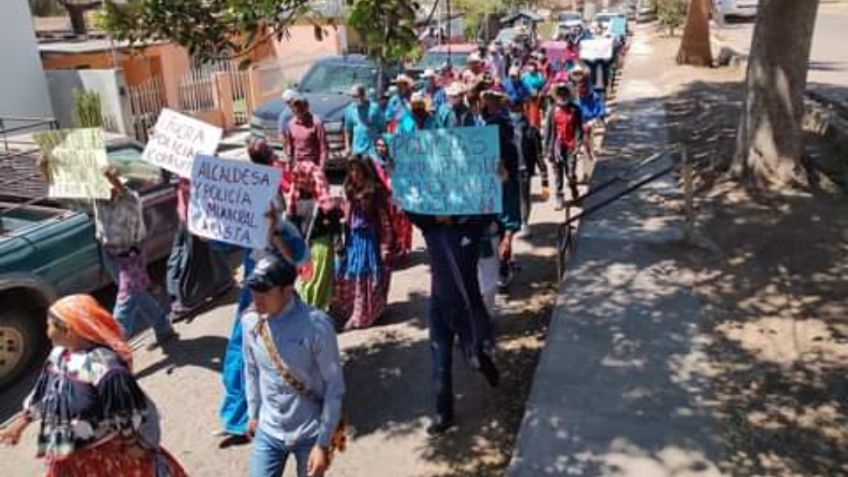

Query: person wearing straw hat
left=385, top=74, right=414, bottom=132
left=396, top=91, right=436, bottom=134
left=1, top=294, right=188, bottom=476
left=421, top=69, right=446, bottom=112
left=343, top=83, right=385, bottom=157
left=542, top=82, right=584, bottom=210
left=460, top=52, right=485, bottom=86
left=435, top=82, right=477, bottom=128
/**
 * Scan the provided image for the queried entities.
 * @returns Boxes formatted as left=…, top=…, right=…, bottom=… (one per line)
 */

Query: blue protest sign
left=391, top=125, right=502, bottom=215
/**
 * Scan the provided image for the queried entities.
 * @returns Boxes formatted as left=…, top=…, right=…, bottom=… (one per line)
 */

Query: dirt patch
left=652, top=30, right=848, bottom=477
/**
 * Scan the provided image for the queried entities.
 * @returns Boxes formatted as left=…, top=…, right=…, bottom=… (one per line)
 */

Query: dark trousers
left=551, top=148, right=577, bottom=199
left=519, top=170, right=532, bottom=225
left=421, top=224, right=494, bottom=418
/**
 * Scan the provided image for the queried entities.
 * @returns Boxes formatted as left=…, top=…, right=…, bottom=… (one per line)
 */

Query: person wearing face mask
left=421, top=69, right=447, bottom=112
left=396, top=92, right=436, bottom=134
left=572, top=66, right=606, bottom=169
left=543, top=83, right=584, bottom=210
left=436, top=82, right=477, bottom=128
left=385, top=74, right=414, bottom=132
left=508, top=99, right=546, bottom=239
left=478, top=89, right=521, bottom=293
left=343, top=84, right=385, bottom=157
left=521, top=60, right=546, bottom=128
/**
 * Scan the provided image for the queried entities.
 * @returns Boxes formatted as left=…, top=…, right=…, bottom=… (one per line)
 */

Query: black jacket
left=510, top=114, right=543, bottom=176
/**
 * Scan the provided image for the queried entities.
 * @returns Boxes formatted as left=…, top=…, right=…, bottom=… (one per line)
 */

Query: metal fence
left=179, top=60, right=255, bottom=126
left=127, top=76, right=167, bottom=143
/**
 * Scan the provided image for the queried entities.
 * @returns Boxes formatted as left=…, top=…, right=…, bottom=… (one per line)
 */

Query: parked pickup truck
left=249, top=54, right=400, bottom=170
left=0, top=137, right=178, bottom=388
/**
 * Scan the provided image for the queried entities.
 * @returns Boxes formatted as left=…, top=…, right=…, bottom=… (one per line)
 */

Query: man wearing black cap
left=242, top=256, right=344, bottom=477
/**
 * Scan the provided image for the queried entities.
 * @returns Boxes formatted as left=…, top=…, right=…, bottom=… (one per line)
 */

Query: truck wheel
left=0, top=307, right=46, bottom=388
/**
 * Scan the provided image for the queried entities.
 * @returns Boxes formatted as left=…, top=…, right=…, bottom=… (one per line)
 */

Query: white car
left=714, top=0, right=760, bottom=19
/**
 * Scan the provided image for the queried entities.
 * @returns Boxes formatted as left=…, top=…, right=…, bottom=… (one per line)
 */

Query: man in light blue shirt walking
left=243, top=256, right=345, bottom=477
left=343, top=84, right=385, bottom=157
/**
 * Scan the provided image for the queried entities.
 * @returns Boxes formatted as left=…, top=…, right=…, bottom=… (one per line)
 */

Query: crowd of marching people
left=1, top=19, right=620, bottom=477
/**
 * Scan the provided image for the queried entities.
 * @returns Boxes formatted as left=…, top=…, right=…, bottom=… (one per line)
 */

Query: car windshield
left=299, top=63, right=379, bottom=95
left=558, top=13, right=582, bottom=22
left=421, top=52, right=470, bottom=70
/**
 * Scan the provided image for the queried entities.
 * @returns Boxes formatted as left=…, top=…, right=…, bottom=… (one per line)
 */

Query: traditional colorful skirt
left=295, top=235, right=335, bottom=312
left=392, top=207, right=413, bottom=258
left=332, top=227, right=391, bottom=329
left=46, top=439, right=187, bottom=477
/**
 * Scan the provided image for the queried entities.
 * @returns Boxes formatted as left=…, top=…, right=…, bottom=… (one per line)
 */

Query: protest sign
left=33, top=128, right=111, bottom=199
left=142, top=108, right=222, bottom=177
left=609, top=17, right=627, bottom=39
left=188, top=154, right=282, bottom=249
left=391, top=125, right=502, bottom=215
left=580, top=38, right=614, bottom=61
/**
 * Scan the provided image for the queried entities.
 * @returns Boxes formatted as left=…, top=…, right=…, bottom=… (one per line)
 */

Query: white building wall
left=0, top=2, right=53, bottom=119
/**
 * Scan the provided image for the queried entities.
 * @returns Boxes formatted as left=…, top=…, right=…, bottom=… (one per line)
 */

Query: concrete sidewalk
left=508, top=29, right=727, bottom=477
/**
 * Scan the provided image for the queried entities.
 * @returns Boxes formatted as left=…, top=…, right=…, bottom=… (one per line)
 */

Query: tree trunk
left=676, top=0, right=712, bottom=66
left=65, top=4, right=89, bottom=36
left=732, top=0, right=820, bottom=189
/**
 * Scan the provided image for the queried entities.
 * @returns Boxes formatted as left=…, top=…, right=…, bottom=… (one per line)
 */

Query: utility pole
left=446, top=0, right=452, bottom=67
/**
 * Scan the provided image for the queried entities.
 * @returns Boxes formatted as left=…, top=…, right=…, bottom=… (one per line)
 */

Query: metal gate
left=127, top=76, right=167, bottom=143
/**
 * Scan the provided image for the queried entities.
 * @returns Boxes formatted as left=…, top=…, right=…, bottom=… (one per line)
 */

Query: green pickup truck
left=0, top=138, right=179, bottom=387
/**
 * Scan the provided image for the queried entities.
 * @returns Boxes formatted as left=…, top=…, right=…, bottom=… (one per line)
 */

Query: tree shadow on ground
left=134, top=335, right=230, bottom=380
left=662, top=78, right=848, bottom=475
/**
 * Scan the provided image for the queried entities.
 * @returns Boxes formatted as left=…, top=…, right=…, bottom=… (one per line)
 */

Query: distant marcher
left=461, top=53, right=486, bottom=86
left=343, top=84, right=385, bottom=156
left=521, top=61, right=546, bottom=128
left=281, top=96, right=329, bottom=169
left=0, top=294, right=187, bottom=477
left=421, top=69, right=447, bottom=112
left=385, top=74, right=415, bottom=132
left=508, top=99, right=546, bottom=238
left=331, top=156, right=394, bottom=329
left=502, top=66, right=531, bottom=106
left=573, top=67, right=606, bottom=167
left=397, top=92, right=437, bottom=134
left=373, top=137, right=413, bottom=259
left=543, top=82, right=584, bottom=210
left=436, top=82, right=478, bottom=128
left=243, top=256, right=345, bottom=477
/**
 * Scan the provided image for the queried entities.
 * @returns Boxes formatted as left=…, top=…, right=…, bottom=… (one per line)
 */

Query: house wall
left=270, top=23, right=346, bottom=85
left=0, top=1, right=53, bottom=118
left=44, top=68, right=132, bottom=135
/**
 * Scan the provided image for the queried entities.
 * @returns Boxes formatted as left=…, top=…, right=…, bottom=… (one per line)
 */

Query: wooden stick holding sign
left=188, top=154, right=282, bottom=249
left=142, top=108, right=223, bottom=177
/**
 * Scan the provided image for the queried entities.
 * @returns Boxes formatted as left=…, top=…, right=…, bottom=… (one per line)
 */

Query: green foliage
left=72, top=89, right=103, bottom=128
left=29, top=0, right=64, bottom=16
left=101, top=0, right=314, bottom=63
left=345, top=0, right=421, bottom=64
left=657, top=0, right=687, bottom=35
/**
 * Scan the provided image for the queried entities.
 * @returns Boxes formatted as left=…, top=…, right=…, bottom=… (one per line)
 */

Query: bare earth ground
left=652, top=30, right=848, bottom=476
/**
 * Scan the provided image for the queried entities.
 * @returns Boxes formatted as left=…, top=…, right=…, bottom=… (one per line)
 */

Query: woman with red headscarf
left=0, top=294, right=187, bottom=477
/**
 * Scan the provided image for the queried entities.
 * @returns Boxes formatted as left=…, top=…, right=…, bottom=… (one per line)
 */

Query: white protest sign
left=33, top=128, right=111, bottom=199
left=142, top=108, right=222, bottom=177
left=580, top=38, right=614, bottom=61
left=188, top=154, right=282, bottom=249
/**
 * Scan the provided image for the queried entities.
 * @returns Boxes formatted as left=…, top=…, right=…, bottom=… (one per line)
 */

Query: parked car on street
left=714, top=0, right=760, bottom=20
left=0, top=136, right=178, bottom=388
left=249, top=55, right=399, bottom=170
left=410, top=43, right=480, bottom=79
left=636, top=0, right=658, bottom=23
left=557, top=11, right=584, bottom=29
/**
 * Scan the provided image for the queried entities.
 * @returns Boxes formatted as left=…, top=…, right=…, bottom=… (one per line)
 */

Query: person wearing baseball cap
left=242, top=254, right=344, bottom=477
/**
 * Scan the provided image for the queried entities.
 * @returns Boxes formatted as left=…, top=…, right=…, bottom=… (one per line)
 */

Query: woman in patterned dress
left=0, top=294, right=187, bottom=477
left=331, top=155, right=394, bottom=329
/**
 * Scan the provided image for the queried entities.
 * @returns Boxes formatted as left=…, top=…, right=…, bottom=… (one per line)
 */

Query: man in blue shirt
left=421, top=69, right=447, bottom=113
left=502, top=66, right=530, bottom=106
left=343, top=84, right=385, bottom=157
left=243, top=255, right=345, bottom=477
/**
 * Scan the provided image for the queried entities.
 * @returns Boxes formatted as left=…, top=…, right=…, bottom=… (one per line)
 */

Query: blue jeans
left=103, top=250, right=172, bottom=339
left=248, top=429, right=315, bottom=477
left=421, top=225, right=493, bottom=418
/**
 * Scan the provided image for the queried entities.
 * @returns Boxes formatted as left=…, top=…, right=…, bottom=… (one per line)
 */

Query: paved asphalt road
left=714, top=0, right=848, bottom=107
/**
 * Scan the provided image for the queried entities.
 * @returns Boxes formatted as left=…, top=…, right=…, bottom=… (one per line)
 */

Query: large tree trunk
left=676, top=0, right=712, bottom=66
left=732, top=0, right=820, bottom=189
